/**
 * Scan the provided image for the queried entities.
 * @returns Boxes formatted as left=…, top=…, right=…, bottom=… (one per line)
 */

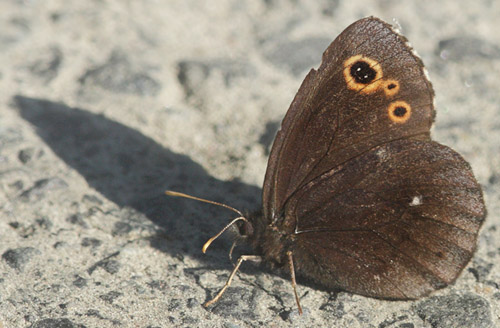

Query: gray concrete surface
left=0, top=1, right=499, bottom=327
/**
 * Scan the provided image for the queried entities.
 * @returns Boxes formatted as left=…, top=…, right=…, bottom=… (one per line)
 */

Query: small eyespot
left=343, top=55, right=383, bottom=94
left=382, top=80, right=400, bottom=97
left=388, top=101, right=411, bottom=123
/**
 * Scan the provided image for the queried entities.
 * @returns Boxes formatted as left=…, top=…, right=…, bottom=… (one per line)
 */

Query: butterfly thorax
left=244, top=211, right=295, bottom=268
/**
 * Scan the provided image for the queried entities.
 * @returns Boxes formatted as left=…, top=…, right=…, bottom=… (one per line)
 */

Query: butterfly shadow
left=13, top=95, right=262, bottom=268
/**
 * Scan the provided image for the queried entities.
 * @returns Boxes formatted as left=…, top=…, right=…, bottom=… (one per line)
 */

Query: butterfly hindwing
left=287, top=139, right=485, bottom=298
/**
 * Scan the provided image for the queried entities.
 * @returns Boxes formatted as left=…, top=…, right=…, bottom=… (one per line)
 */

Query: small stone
left=415, top=293, right=493, bottom=328
left=168, top=298, right=181, bottom=311
left=36, top=217, right=53, bottom=230
left=17, top=223, right=36, bottom=238
left=99, top=290, right=123, bottom=304
left=211, top=287, right=257, bottom=319
left=27, top=46, right=63, bottom=81
left=19, top=177, right=69, bottom=202
left=9, top=180, right=24, bottom=191
left=468, top=258, right=494, bottom=282
left=379, top=314, right=414, bottom=328
left=79, top=51, right=160, bottom=96
left=81, top=237, right=102, bottom=248
left=82, top=194, right=103, bottom=205
left=87, top=252, right=120, bottom=275
left=186, top=298, right=198, bottom=309
left=177, top=60, right=209, bottom=98
left=2, top=247, right=41, bottom=271
left=98, top=259, right=120, bottom=274
left=53, top=241, right=68, bottom=249
left=18, top=147, right=35, bottom=163
left=72, top=275, right=88, bottom=288
left=66, top=214, right=88, bottom=228
left=147, top=280, right=168, bottom=291
left=85, top=309, right=103, bottom=318
left=319, top=298, right=345, bottom=319
left=112, top=221, right=132, bottom=236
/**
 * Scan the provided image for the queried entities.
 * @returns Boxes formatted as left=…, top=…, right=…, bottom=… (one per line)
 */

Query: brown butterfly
left=167, top=16, right=486, bottom=314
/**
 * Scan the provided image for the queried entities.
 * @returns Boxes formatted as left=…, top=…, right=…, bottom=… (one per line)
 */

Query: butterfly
left=167, top=16, right=486, bottom=314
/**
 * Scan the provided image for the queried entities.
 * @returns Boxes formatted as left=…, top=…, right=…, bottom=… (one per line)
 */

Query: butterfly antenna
left=165, top=190, right=244, bottom=216
left=165, top=190, right=249, bottom=253
left=201, top=216, right=247, bottom=253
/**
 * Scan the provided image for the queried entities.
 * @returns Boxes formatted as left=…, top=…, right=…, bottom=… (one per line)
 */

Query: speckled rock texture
left=0, top=1, right=498, bottom=327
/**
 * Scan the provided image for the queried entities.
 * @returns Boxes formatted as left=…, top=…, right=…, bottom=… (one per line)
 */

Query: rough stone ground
left=0, top=1, right=499, bottom=327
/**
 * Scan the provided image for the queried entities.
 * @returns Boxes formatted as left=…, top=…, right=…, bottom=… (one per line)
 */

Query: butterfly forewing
left=263, top=18, right=435, bottom=222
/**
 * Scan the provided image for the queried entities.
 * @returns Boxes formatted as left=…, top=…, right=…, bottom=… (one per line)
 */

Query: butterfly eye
left=382, top=80, right=400, bottom=97
left=388, top=101, right=412, bottom=123
left=343, top=55, right=383, bottom=94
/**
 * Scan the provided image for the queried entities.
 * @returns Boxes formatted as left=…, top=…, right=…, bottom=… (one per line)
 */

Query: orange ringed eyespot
left=388, top=101, right=411, bottom=123
left=343, top=55, right=383, bottom=94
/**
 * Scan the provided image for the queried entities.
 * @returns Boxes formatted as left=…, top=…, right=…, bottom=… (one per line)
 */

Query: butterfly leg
left=287, top=251, right=303, bottom=315
left=228, top=240, right=238, bottom=264
left=203, top=255, right=262, bottom=308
